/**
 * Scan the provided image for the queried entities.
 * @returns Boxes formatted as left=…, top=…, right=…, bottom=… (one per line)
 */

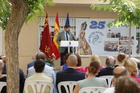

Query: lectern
left=60, top=41, right=78, bottom=53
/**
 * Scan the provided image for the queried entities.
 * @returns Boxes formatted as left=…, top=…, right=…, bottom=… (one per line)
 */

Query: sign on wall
left=0, top=27, right=2, bottom=55
left=76, top=19, right=136, bottom=56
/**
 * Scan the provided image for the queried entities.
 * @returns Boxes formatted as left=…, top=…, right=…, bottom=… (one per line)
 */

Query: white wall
left=0, top=27, right=2, bottom=55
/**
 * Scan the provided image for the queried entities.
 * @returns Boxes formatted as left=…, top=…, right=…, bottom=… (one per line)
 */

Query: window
left=136, top=27, right=140, bottom=54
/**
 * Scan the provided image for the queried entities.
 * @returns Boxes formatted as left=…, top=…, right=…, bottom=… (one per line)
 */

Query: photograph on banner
left=107, top=29, right=121, bottom=38
left=76, top=19, right=136, bottom=56
left=104, top=41, right=118, bottom=52
left=119, top=36, right=134, bottom=45
left=119, top=45, right=132, bottom=54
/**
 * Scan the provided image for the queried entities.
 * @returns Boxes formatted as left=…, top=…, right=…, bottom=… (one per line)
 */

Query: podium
left=60, top=41, right=78, bottom=53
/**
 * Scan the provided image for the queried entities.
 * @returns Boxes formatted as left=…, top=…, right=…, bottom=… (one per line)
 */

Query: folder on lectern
left=60, top=41, right=78, bottom=53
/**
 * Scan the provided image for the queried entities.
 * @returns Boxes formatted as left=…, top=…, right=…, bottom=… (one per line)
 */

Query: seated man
left=27, top=52, right=50, bottom=69
left=56, top=54, right=85, bottom=93
left=2, top=55, right=25, bottom=93
left=103, top=66, right=129, bottom=93
left=97, top=56, right=116, bottom=77
left=27, top=52, right=55, bottom=84
left=25, top=59, right=53, bottom=93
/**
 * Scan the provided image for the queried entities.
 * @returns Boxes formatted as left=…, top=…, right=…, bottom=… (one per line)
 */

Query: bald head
left=113, top=66, right=129, bottom=79
left=106, top=56, right=116, bottom=68
left=67, top=54, right=77, bottom=67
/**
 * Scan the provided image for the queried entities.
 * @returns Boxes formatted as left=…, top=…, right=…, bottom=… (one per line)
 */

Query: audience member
left=137, top=61, right=140, bottom=78
left=0, top=60, right=6, bottom=93
left=25, top=59, right=53, bottom=93
left=56, top=54, right=85, bottom=93
left=97, top=56, right=116, bottom=77
left=73, top=61, right=107, bottom=93
left=115, top=76, right=140, bottom=93
left=85, top=55, right=104, bottom=75
left=123, top=57, right=140, bottom=84
left=131, top=57, right=140, bottom=78
left=90, top=55, right=104, bottom=69
left=1, top=55, right=6, bottom=63
left=75, top=53, right=86, bottom=73
left=103, top=66, right=129, bottom=93
left=27, top=52, right=55, bottom=84
left=117, top=53, right=126, bottom=66
left=59, top=53, right=72, bottom=71
left=2, top=55, right=25, bottom=93
left=60, top=53, right=86, bottom=74
left=0, top=55, right=2, bottom=59
left=27, top=52, right=50, bottom=70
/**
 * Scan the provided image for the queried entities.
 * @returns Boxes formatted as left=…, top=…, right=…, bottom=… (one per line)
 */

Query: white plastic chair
left=24, top=81, right=54, bottom=93
left=58, top=81, right=77, bottom=93
left=99, top=75, right=114, bottom=87
left=78, top=87, right=107, bottom=93
left=0, top=82, right=6, bottom=92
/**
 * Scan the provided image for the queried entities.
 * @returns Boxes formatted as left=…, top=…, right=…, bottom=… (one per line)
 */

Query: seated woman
left=85, top=55, right=104, bottom=75
left=59, top=53, right=72, bottom=71
left=117, top=53, right=126, bottom=66
left=123, top=57, right=140, bottom=84
left=75, top=53, right=86, bottom=74
left=73, top=61, right=107, bottom=93
left=136, top=61, right=140, bottom=78
left=90, top=55, right=104, bottom=69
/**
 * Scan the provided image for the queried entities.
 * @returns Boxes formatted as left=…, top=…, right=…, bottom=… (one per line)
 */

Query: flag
left=39, top=13, right=52, bottom=59
left=65, top=13, right=70, bottom=25
left=52, top=13, right=60, bottom=60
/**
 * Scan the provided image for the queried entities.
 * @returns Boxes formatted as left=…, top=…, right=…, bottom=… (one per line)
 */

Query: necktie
left=66, top=32, right=68, bottom=40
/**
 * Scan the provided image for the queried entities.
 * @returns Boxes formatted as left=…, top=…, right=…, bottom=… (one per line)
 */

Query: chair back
left=0, top=82, right=6, bottom=92
left=58, top=81, right=77, bottom=93
left=24, top=81, right=54, bottom=93
left=99, top=75, right=114, bottom=87
left=78, top=87, right=107, bottom=93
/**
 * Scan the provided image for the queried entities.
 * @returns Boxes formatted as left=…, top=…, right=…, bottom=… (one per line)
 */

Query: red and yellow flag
left=40, top=13, right=52, bottom=58
left=52, top=13, right=60, bottom=60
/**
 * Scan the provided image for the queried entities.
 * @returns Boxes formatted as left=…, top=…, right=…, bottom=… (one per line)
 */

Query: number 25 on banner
left=90, top=21, right=106, bottom=29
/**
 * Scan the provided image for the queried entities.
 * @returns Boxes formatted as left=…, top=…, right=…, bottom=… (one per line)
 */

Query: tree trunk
left=5, top=0, right=29, bottom=93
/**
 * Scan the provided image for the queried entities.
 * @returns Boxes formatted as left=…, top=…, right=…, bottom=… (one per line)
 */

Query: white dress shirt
left=103, top=87, right=114, bottom=93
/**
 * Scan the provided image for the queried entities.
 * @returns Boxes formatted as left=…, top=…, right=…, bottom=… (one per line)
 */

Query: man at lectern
left=56, top=24, right=76, bottom=66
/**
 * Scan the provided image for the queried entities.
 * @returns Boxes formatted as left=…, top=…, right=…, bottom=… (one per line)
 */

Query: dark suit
left=56, top=68, right=85, bottom=93
left=27, top=61, right=36, bottom=69
left=56, top=31, right=75, bottom=65
left=97, top=67, right=114, bottom=77
left=0, top=76, right=6, bottom=93
left=2, top=65, right=25, bottom=93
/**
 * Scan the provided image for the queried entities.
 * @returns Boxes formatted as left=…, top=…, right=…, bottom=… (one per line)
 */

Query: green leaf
left=91, top=0, right=140, bottom=28
left=0, top=0, right=54, bottom=30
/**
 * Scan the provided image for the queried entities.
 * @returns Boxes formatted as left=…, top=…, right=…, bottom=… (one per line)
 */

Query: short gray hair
left=106, top=56, right=116, bottom=68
